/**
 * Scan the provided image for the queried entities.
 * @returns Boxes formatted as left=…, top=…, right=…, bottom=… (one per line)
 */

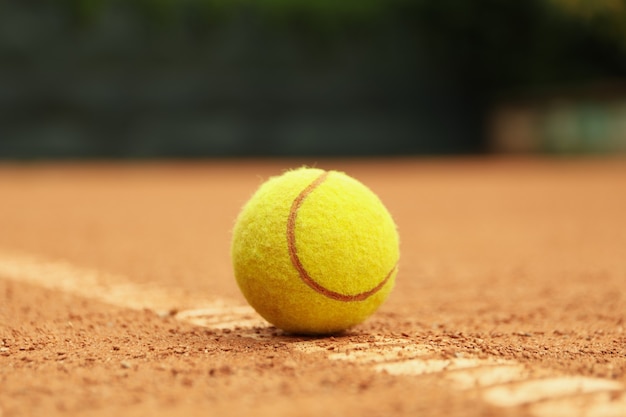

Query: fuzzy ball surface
left=231, top=167, right=400, bottom=335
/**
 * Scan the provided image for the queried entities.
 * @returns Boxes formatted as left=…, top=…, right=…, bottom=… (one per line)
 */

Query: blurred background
left=0, top=0, right=625, bottom=159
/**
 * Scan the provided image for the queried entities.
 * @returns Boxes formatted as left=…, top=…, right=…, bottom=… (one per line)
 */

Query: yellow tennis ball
left=231, top=167, right=399, bottom=335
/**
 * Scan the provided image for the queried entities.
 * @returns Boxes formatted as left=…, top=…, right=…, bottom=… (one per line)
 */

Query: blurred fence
left=0, top=1, right=624, bottom=158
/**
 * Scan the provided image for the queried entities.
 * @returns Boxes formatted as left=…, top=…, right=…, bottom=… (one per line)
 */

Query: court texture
left=0, top=158, right=625, bottom=417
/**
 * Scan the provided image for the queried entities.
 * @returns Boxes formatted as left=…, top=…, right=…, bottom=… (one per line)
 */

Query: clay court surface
left=0, top=157, right=625, bottom=417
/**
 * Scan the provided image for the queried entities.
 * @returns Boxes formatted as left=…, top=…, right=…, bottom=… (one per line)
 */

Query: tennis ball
left=231, top=167, right=399, bottom=335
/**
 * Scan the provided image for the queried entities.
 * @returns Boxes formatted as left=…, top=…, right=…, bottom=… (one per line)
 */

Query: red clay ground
left=0, top=158, right=625, bottom=417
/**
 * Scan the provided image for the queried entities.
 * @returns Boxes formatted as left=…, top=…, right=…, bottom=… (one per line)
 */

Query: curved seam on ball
left=286, top=170, right=396, bottom=302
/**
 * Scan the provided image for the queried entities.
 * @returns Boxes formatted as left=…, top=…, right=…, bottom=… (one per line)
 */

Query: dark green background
left=1, top=0, right=625, bottom=158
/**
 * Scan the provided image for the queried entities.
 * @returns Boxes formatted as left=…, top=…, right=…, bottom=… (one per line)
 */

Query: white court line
left=0, top=250, right=222, bottom=314
left=0, top=249, right=624, bottom=417
left=482, top=377, right=623, bottom=407
left=175, top=306, right=266, bottom=330
left=292, top=337, right=626, bottom=417
left=445, top=363, right=539, bottom=389
left=374, top=357, right=515, bottom=376
left=529, top=391, right=626, bottom=417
